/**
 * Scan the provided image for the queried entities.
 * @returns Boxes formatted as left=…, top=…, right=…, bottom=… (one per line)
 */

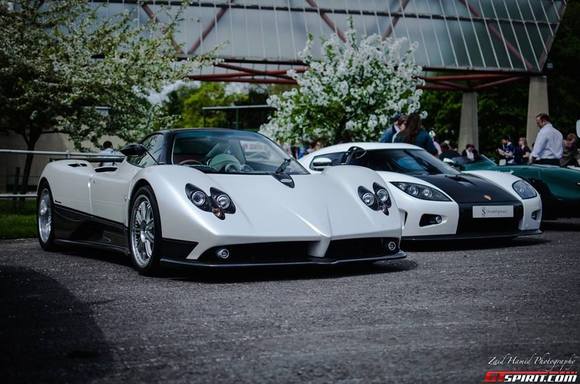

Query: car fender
left=375, top=171, right=460, bottom=237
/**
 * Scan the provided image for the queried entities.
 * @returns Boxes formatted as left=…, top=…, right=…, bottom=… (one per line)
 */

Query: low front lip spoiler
left=402, top=229, right=542, bottom=241
left=160, top=251, right=406, bottom=268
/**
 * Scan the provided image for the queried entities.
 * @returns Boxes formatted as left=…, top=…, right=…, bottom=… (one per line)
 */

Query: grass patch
left=0, top=200, right=37, bottom=239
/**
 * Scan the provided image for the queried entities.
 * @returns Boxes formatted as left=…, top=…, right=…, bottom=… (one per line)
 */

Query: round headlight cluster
left=391, top=182, right=450, bottom=201
left=361, top=192, right=376, bottom=207
left=512, top=180, right=537, bottom=199
left=215, top=194, right=231, bottom=210
left=407, top=184, right=419, bottom=197
left=376, top=188, right=389, bottom=204
left=191, top=190, right=207, bottom=207
left=358, top=184, right=391, bottom=214
left=185, top=184, right=236, bottom=219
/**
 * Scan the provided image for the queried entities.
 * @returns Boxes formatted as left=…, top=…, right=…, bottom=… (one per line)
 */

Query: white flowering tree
left=261, top=27, right=425, bottom=145
left=0, top=0, right=210, bottom=193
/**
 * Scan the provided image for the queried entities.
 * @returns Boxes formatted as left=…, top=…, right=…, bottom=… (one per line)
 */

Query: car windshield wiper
left=275, top=158, right=292, bottom=174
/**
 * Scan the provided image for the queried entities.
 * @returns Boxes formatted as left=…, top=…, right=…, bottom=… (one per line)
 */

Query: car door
left=50, top=161, right=94, bottom=214
left=91, top=134, right=164, bottom=224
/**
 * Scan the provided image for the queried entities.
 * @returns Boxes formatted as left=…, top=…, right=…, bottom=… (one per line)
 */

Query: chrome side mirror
left=311, top=157, right=332, bottom=171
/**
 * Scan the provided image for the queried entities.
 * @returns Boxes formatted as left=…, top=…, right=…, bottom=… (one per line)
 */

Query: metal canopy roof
left=90, top=1, right=566, bottom=89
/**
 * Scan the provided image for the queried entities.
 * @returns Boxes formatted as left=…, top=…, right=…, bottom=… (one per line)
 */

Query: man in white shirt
left=98, top=140, right=121, bottom=166
left=530, top=113, right=563, bottom=166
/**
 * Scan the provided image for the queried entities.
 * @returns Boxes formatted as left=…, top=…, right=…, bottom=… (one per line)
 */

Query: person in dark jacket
left=497, top=136, right=515, bottom=163
left=439, top=143, right=460, bottom=161
left=514, top=137, right=531, bottom=164
left=561, top=133, right=579, bottom=167
left=461, top=144, right=480, bottom=161
left=379, top=114, right=406, bottom=143
left=393, top=112, right=438, bottom=155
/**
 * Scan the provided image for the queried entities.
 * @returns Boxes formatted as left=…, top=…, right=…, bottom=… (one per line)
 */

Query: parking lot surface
left=1, top=220, right=579, bottom=384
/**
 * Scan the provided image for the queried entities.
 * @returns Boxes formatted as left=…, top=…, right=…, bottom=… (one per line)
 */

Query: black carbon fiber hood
left=416, top=174, right=519, bottom=204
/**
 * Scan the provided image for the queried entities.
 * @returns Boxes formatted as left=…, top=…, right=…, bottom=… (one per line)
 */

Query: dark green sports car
left=445, top=156, right=580, bottom=220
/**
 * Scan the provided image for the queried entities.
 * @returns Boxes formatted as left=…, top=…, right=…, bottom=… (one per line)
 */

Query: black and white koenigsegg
left=37, top=129, right=405, bottom=274
left=300, top=143, right=542, bottom=240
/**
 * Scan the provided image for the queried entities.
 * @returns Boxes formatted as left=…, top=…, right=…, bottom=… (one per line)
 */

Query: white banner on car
left=472, top=205, right=514, bottom=218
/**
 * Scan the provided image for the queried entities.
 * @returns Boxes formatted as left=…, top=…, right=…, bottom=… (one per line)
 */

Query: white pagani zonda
left=37, top=129, right=405, bottom=274
left=300, top=143, right=542, bottom=240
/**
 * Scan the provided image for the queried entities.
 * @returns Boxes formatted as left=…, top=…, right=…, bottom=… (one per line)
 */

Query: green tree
left=421, top=84, right=528, bottom=154
left=164, top=83, right=271, bottom=130
left=420, top=90, right=462, bottom=143
left=181, top=83, right=232, bottom=128
left=226, top=86, right=270, bottom=130
left=0, top=0, right=206, bottom=192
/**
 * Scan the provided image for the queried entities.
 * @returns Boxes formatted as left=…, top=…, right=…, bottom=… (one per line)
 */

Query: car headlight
left=358, top=186, right=378, bottom=210
left=215, top=194, right=231, bottom=210
left=373, top=182, right=392, bottom=209
left=376, top=189, right=389, bottom=204
left=186, top=184, right=210, bottom=210
left=512, top=180, right=537, bottom=199
left=186, top=184, right=236, bottom=217
left=210, top=188, right=236, bottom=214
left=391, top=182, right=450, bottom=201
left=191, top=190, right=207, bottom=207
left=361, top=192, right=375, bottom=207
left=358, top=184, right=391, bottom=214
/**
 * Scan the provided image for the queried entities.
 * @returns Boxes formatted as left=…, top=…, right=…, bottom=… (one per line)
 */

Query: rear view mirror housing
left=442, top=157, right=456, bottom=166
left=443, top=157, right=464, bottom=171
left=120, top=143, right=147, bottom=157
left=312, top=157, right=333, bottom=171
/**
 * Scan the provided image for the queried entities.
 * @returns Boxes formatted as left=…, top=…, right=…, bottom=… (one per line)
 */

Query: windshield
left=171, top=130, right=308, bottom=175
left=348, top=149, right=460, bottom=176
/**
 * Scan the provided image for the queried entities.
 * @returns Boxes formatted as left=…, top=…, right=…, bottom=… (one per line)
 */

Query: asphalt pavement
left=1, top=220, right=579, bottom=384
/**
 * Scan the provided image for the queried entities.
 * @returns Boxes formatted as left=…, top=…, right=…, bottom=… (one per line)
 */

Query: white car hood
left=205, top=165, right=401, bottom=239
left=141, top=164, right=402, bottom=254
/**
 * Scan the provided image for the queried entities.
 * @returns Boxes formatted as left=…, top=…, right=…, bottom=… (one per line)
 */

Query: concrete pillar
left=458, top=91, right=479, bottom=152
left=526, top=76, right=549, bottom=146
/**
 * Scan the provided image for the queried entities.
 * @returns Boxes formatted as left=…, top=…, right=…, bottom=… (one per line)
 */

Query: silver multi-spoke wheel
left=38, top=188, right=52, bottom=243
left=130, top=195, right=156, bottom=268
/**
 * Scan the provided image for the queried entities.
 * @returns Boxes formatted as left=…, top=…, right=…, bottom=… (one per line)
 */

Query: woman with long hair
left=393, top=112, right=438, bottom=155
left=514, top=136, right=531, bottom=164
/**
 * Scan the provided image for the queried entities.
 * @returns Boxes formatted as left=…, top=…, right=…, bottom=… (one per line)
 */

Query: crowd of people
left=288, top=112, right=579, bottom=168
left=101, top=112, right=579, bottom=168
left=494, top=113, right=579, bottom=167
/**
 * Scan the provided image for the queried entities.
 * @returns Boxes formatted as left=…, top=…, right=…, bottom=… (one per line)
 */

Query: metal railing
left=0, top=148, right=124, bottom=159
left=0, top=193, right=37, bottom=199
left=0, top=148, right=125, bottom=199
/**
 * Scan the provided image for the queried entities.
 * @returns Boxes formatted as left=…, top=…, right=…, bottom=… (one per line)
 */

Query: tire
left=37, top=181, right=58, bottom=251
left=128, top=185, right=163, bottom=275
